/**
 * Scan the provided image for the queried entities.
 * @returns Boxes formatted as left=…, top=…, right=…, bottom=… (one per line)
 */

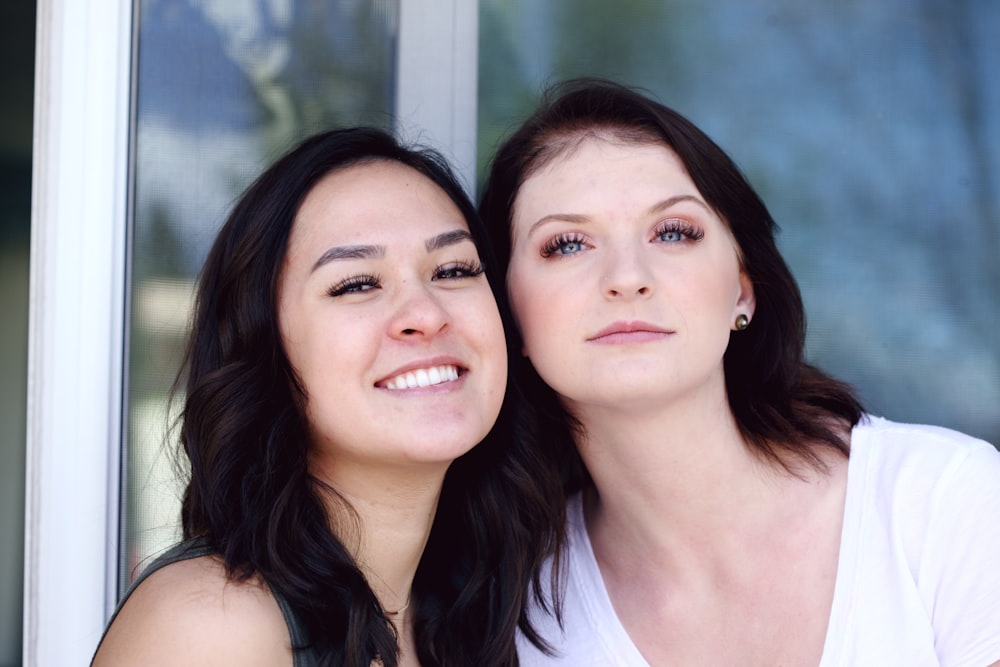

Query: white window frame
left=23, top=1, right=478, bottom=664
left=25, top=0, right=133, bottom=663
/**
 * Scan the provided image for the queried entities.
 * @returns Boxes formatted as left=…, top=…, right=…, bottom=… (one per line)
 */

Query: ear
left=733, top=270, right=756, bottom=324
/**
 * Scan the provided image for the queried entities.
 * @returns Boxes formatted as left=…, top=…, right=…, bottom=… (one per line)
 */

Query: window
left=124, top=0, right=399, bottom=591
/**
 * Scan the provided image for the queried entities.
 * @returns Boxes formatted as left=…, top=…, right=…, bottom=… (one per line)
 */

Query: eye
left=327, top=274, right=381, bottom=297
left=540, top=233, right=588, bottom=258
left=433, top=259, right=485, bottom=281
left=653, top=220, right=704, bottom=244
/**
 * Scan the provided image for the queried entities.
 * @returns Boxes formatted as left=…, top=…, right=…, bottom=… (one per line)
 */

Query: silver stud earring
left=735, top=314, right=750, bottom=331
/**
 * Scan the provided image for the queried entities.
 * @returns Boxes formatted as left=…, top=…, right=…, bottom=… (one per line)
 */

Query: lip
left=375, top=355, right=467, bottom=390
left=587, top=320, right=673, bottom=344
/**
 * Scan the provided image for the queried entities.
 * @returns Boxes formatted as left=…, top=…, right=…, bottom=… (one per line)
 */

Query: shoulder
left=823, top=418, right=1000, bottom=664
left=843, top=415, right=1000, bottom=573
left=851, top=415, right=999, bottom=482
left=849, top=415, right=1000, bottom=523
left=93, top=554, right=293, bottom=667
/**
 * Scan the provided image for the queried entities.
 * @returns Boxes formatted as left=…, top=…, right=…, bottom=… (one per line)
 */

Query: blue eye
left=328, top=274, right=380, bottom=297
left=540, top=234, right=588, bottom=258
left=653, top=220, right=704, bottom=244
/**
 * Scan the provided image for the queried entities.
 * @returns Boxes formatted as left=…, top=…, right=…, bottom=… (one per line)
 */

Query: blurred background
left=125, top=0, right=1000, bottom=596
left=5, top=1, right=998, bottom=664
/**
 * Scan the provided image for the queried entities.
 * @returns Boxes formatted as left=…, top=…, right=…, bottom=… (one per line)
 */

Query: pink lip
left=587, top=320, right=673, bottom=344
left=374, top=355, right=467, bottom=387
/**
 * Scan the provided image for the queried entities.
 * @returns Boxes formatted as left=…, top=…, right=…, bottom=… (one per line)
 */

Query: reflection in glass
left=124, top=0, right=398, bottom=594
left=478, top=0, right=1000, bottom=445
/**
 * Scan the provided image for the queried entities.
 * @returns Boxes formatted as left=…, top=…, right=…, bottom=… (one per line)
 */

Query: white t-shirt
left=517, top=416, right=1000, bottom=666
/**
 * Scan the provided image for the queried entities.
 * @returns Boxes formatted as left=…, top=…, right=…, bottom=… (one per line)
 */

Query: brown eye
left=328, top=274, right=380, bottom=297
left=433, top=260, right=484, bottom=281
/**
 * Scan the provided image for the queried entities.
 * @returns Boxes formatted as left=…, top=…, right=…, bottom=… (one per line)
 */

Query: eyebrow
left=426, top=229, right=474, bottom=251
left=646, top=194, right=712, bottom=215
left=310, top=229, right=474, bottom=273
left=311, top=244, right=384, bottom=273
left=526, top=194, right=711, bottom=235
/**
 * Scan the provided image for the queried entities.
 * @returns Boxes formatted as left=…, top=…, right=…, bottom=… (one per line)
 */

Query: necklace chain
left=384, top=593, right=411, bottom=617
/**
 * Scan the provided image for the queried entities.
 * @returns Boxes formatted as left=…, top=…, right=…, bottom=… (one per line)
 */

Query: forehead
left=515, top=137, right=694, bottom=211
left=291, top=159, right=468, bottom=243
left=300, top=159, right=449, bottom=218
left=524, top=126, right=665, bottom=177
left=547, top=130, right=682, bottom=167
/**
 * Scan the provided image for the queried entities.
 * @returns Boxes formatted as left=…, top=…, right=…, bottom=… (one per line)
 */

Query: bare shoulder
left=93, top=554, right=292, bottom=667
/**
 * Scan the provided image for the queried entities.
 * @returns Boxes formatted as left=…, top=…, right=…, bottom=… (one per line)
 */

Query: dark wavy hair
left=478, top=79, right=864, bottom=486
left=177, top=127, right=562, bottom=666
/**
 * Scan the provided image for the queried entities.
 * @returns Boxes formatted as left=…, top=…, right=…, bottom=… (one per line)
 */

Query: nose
left=388, top=280, right=450, bottom=340
left=602, top=245, right=653, bottom=301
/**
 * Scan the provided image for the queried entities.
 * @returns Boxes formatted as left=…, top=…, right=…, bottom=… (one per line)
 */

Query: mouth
left=587, top=320, right=673, bottom=343
left=378, top=364, right=462, bottom=390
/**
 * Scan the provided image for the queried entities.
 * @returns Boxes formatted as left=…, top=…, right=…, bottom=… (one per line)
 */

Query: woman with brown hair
left=480, top=79, right=1000, bottom=666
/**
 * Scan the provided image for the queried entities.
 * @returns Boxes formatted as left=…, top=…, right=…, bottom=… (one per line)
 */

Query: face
left=278, top=160, right=507, bottom=475
left=507, top=137, right=754, bottom=416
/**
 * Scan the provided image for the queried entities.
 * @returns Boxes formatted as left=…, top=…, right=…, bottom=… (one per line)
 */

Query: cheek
left=507, top=268, right=569, bottom=359
left=455, top=286, right=507, bottom=359
left=677, top=252, right=744, bottom=310
left=290, top=313, right=366, bottom=398
left=459, top=295, right=508, bottom=421
left=478, top=300, right=508, bottom=368
left=507, top=270, right=540, bottom=348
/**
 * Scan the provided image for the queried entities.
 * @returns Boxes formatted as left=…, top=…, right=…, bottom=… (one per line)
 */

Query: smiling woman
left=278, top=160, right=507, bottom=475
left=91, top=127, right=562, bottom=667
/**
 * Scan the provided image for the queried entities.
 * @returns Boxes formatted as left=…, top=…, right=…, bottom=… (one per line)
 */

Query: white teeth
left=384, top=365, right=459, bottom=390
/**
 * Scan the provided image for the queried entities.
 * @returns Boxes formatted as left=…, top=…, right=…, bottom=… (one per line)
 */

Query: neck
left=571, top=385, right=801, bottom=545
left=312, top=456, right=448, bottom=621
left=569, top=386, right=843, bottom=583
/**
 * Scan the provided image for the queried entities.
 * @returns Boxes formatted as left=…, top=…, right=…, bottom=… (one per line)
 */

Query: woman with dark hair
left=93, top=127, right=560, bottom=667
left=479, top=79, right=1000, bottom=666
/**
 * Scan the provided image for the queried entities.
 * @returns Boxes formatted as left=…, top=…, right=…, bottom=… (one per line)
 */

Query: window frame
left=25, top=0, right=133, bottom=663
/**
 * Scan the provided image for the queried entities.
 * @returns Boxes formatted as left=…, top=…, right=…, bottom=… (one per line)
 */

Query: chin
left=403, top=429, right=490, bottom=465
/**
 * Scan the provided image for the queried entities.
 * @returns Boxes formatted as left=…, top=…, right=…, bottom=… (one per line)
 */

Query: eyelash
left=433, top=259, right=485, bottom=280
left=653, top=219, right=704, bottom=243
left=326, top=260, right=484, bottom=297
left=538, top=220, right=704, bottom=259
left=540, top=233, right=588, bottom=258
left=328, top=273, right=381, bottom=297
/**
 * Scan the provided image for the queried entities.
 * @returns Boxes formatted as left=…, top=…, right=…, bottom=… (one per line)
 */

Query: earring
left=734, top=314, right=750, bottom=331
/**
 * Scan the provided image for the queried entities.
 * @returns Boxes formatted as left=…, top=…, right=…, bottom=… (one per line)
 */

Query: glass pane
left=478, top=0, right=1000, bottom=446
left=124, top=0, right=399, bottom=593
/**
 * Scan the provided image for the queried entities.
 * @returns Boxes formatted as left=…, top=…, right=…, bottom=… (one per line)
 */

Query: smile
left=381, top=364, right=461, bottom=390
